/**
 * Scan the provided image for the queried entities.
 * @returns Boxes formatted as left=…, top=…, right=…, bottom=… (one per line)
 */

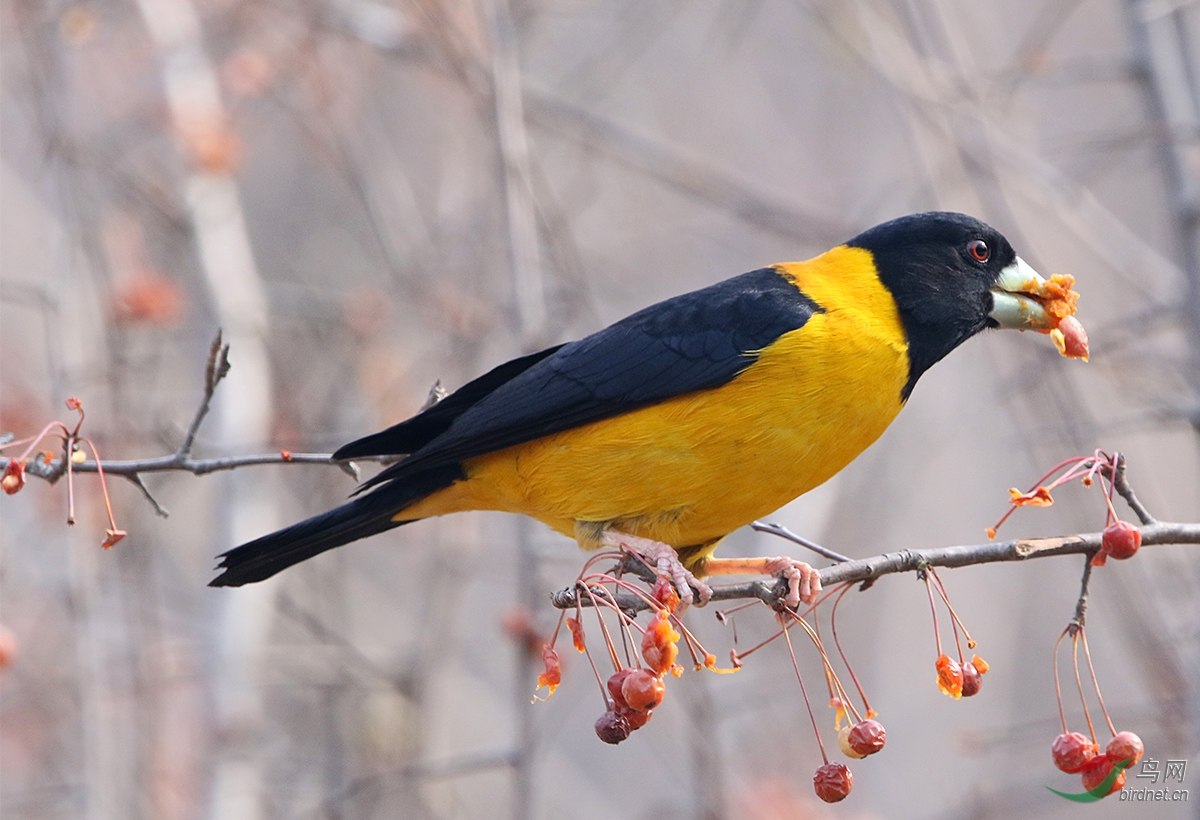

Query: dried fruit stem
left=928, top=569, right=975, bottom=650
left=579, top=583, right=626, bottom=671
left=1080, top=628, right=1117, bottom=737
left=781, top=621, right=828, bottom=763
left=1053, top=627, right=1070, bottom=734
left=1072, top=629, right=1098, bottom=744
left=831, top=583, right=875, bottom=717
left=82, top=438, right=118, bottom=533
left=923, top=571, right=943, bottom=657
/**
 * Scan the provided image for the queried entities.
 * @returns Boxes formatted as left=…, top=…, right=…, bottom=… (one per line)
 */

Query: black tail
left=209, top=464, right=464, bottom=587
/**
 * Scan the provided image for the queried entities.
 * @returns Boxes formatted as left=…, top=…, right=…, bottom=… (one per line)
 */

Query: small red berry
left=846, top=719, right=886, bottom=757
left=622, top=706, right=652, bottom=730
left=1101, top=521, right=1141, bottom=560
left=594, top=710, right=631, bottom=744
left=606, top=669, right=633, bottom=710
left=813, top=762, right=853, bottom=803
left=1081, top=758, right=1126, bottom=796
left=1106, top=731, right=1144, bottom=768
left=621, top=669, right=665, bottom=712
left=961, top=661, right=982, bottom=697
left=1052, top=732, right=1098, bottom=773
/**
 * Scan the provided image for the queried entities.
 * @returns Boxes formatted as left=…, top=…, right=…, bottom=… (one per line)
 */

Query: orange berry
left=621, top=669, right=665, bottom=712
left=641, top=612, right=679, bottom=675
left=622, top=706, right=652, bottom=730
left=536, top=646, right=561, bottom=696
left=935, top=654, right=963, bottom=699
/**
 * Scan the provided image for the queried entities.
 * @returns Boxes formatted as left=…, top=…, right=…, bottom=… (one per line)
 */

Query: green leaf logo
left=1047, top=758, right=1133, bottom=803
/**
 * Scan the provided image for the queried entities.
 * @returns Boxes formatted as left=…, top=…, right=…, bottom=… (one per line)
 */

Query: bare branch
left=1109, top=452, right=1157, bottom=525
left=5, top=451, right=355, bottom=478
left=1071, top=556, right=1094, bottom=627
left=551, top=520, right=1200, bottom=612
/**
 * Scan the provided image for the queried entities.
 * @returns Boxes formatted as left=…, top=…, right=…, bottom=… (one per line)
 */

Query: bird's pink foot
left=601, top=530, right=711, bottom=609
left=703, top=555, right=821, bottom=608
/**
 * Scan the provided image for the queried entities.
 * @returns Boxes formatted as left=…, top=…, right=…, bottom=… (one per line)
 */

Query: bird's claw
left=763, top=556, right=821, bottom=608
left=602, top=530, right=711, bottom=610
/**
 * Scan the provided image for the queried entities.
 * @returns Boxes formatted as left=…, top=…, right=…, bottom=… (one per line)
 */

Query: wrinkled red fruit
left=606, top=669, right=633, bottom=710
left=1106, top=731, right=1144, bottom=768
left=595, top=710, right=631, bottom=744
left=813, top=762, right=853, bottom=803
left=1102, top=520, right=1141, bottom=561
left=846, top=719, right=886, bottom=757
left=621, top=669, right=665, bottom=712
left=961, top=661, right=982, bottom=697
left=1052, top=732, right=1098, bottom=773
left=1081, top=758, right=1126, bottom=796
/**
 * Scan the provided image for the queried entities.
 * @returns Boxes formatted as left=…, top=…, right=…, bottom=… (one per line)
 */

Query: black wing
left=356, top=267, right=821, bottom=491
left=333, top=345, right=567, bottom=460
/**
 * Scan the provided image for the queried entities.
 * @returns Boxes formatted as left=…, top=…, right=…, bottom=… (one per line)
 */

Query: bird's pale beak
left=988, top=257, right=1056, bottom=330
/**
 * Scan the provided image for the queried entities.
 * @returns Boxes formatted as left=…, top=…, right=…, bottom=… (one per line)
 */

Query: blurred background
left=2, top=0, right=1200, bottom=818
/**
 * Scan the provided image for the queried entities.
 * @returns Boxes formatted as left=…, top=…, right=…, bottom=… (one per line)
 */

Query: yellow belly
left=398, top=247, right=910, bottom=557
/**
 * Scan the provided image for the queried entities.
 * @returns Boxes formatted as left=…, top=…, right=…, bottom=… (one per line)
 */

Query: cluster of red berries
left=1050, top=621, right=1142, bottom=798
left=536, top=570, right=705, bottom=747
left=1053, top=730, right=1144, bottom=795
left=595, top=611, right=680, bottom=744
left=989, top=451, right=1149, bottom=798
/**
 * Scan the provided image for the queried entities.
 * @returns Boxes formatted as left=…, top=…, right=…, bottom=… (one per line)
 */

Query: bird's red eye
left=968, top=240, right=989, bottom=262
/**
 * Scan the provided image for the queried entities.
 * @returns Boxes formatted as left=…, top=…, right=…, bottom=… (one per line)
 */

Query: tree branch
left=550, top=520, right=1200, bottom=612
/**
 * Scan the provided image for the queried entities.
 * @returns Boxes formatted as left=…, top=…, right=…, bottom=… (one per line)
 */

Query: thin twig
left=122, top=473, right=169, bottom=518
left=178, top=331, right=230, bottom=459
left=750, top=521, right=852, bottom=563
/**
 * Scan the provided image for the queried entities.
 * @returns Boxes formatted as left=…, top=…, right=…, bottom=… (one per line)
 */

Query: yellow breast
left=399, top=246, right=911, bottom=551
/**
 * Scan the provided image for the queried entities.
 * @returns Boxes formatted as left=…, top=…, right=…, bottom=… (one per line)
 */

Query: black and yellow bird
left=210, top=212, right=1076, bottom=604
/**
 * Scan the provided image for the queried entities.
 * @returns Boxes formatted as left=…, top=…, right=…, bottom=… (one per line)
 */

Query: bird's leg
left=600, top=530, right=711, bottom=608
left=702, top=556, right=822, bottom=608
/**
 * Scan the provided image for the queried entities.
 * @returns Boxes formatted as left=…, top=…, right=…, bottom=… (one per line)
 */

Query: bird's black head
left=847, top=211, right=1017, bottom=399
